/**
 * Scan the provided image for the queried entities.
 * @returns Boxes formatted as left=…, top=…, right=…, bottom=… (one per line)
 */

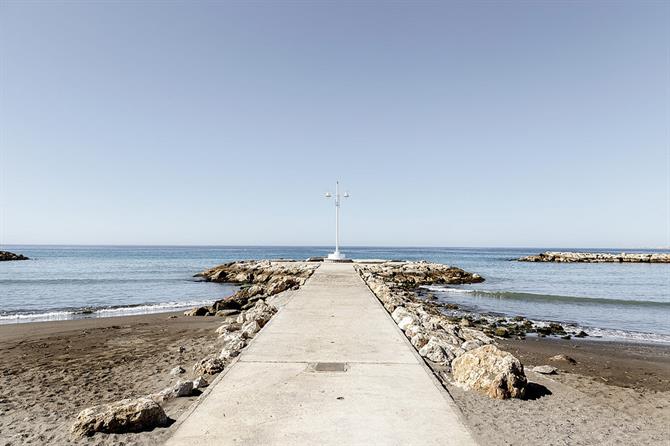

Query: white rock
left=151, top=380, right=194, bottom=403
left=71, top=397, right=167, bottom=438
left=391, top=307, right=419, bottom=331
left=241, top=320, right=261, bottom=337
left=418, top=338, right=447, bottom=364
left=193, top=376, right=209, bottom=389
left=452, top=345, right=527, bottom=399
left=405, top=324, right=423, bottom=339
left=410, top=333, right=430, bottom=349
left=169, top=366, right=185, bottom=376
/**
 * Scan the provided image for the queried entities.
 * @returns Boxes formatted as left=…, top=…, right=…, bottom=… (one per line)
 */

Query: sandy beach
left=0, top=310, right=668, bottom=445
left=0, top=313, right=223, bottom=445
left=448, top=337, right=670, bottom=445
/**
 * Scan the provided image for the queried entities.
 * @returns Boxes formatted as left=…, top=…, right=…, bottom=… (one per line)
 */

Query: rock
left=404, top=324, right=423, bottom=339
left=461, top=340, right=483, bottom=351
left=459, top=318, right=472, bottom=327
left=71, top=397, right=168, bottom=438
left=219, top=333, right=246, bottom=360
left=549, top=354, right=577, bottom=364
left=418, top=338, right=448, bottom=364
left=494, top=327, right=509, bottom=338
left=0, top=251, right=29, bottom=261
left=532, top=365, right=558, bottom=375
left=178, top=346, right=186, bottom=353
left=452, top=345, right=527, bottom=399
left=215, top=309, right=240, bottom=317
left=243, top=300, right=277, bottom=327
left=574, top=330, right=588, bottom=338
left=169, top=366, right=185, bottom=376
left=215, top=322, right=242, bottom=336
left=241, top=320, right=261, bottom=338
left=461, top=328, right=493, bottom=345
left=193, top=357, right=225, bottom=375
left=187, top=261, right=319, bottom=318
left=354, top=261, right=485, bottom=286
left=193, top=376, right=209, bottom=389
left=410, top=333, right=430, bottom=349
left=152, top=380, right=194, bottom=402
left=184, top=307, right=210, bottom=317
left=517, top=251, right=670, bottom=263
left=391, top=307, right=419, bottom=331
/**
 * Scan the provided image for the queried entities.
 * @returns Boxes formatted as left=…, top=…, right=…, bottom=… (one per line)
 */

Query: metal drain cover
left=311, top=362, right=348, bottom=372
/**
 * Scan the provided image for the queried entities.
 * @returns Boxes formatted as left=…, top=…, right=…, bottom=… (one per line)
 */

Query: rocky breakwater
left=356, top=261, right=527, bottom=400
left=0, top=250, right=29, bottom=261
left=518, top=251, right=670, bottom=263
left=71, top=260, right=318, bottom=438
left=186, top=260, right=318, bottom=316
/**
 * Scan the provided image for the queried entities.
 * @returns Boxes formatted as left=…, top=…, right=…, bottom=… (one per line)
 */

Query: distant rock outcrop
left=517, top=251, right=669, bottom=263
left=0, top=251, right=29, bottom=261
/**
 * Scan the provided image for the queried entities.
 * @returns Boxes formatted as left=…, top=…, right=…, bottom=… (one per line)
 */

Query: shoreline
left=0, top=311, right=224, bottom=445
left=1, top=259, right=669, bottom=445
left=0, top=300, right=220, bottom=326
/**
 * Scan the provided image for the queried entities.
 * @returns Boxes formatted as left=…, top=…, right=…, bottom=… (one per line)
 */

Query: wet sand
left=1, top=314, right=669, bottom=445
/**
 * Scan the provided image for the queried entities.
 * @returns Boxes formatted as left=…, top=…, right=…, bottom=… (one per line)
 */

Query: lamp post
left=325, top=181, right=350, bottom=260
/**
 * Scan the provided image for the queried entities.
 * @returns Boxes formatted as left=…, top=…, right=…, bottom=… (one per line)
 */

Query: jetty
left=165, top=262, right=475, bottom=445
left=517, top=251, right=670, bottom=263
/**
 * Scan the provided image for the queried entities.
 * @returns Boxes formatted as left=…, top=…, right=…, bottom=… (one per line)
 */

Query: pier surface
left=165, top=262, right=475, bottom=445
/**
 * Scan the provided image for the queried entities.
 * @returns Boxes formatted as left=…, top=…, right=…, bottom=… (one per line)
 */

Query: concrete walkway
left=166, top=262, right=476, bottom=445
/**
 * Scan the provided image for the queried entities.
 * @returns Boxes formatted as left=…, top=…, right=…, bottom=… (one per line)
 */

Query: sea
left=1, top=246, right=668, bottom=344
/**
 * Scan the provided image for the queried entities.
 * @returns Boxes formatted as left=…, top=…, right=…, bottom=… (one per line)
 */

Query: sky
left=1, top=1, right=668, bottom=248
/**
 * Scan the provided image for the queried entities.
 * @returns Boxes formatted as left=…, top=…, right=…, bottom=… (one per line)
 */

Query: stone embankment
left=355, top=261, right=527, bottom=400
left=0, top=251, right=29, bottom=261
left=71, top=260, right=317, bottom=438
left=518, top=251, right=670, bottom=263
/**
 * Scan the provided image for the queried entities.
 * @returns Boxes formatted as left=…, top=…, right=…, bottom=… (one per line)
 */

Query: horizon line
left=1, top=243, right=668, bottom=251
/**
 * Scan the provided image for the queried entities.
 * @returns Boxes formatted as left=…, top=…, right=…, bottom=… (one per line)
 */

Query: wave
left=422, top=286, right=670, bottom=307
left=0, top=278, right=208, bottom=285
left=0, top=299, right=216, bottom=324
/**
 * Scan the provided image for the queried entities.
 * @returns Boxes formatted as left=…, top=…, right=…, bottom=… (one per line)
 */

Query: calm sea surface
left=1, top=246, right=668, bottom=343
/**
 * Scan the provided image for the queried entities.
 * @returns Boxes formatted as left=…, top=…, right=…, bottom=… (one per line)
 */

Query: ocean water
left=0, top=246, right=668, bottom=343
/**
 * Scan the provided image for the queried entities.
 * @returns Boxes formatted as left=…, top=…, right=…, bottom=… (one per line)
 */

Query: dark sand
left=0, top=313, right=223, bottom=445
left=1, top=314, right=669, bottom=445
left=446, top=336, right=670, bottom=445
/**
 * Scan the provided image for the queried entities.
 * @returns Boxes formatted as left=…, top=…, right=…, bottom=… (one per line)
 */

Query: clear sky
left=1, top=1, right=668, bottom=248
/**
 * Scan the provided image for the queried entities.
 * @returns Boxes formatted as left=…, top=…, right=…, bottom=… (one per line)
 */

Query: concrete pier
left=165, top=262, right=476, bottom=445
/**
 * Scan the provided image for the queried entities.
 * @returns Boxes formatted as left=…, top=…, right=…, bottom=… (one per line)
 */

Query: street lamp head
left=343, top=192, right=350, bottom=198
left=325, top=192, right=332, bottom=198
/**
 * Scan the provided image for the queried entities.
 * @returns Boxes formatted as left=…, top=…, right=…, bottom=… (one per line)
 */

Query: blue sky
left=1, top=1, right=668, bottom=248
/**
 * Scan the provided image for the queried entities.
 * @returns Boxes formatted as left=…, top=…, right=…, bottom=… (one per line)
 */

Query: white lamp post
left=325, top=181, right=350, bottom=260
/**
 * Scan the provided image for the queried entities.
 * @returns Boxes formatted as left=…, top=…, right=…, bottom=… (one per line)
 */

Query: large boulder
left=71, top=397, right=168, bottom=438
left=452, top=345, right=527, bottom=399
